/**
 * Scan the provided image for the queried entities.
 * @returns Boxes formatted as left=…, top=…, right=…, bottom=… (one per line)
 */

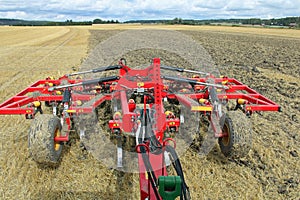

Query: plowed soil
left=0, top=25, right=299, bottom=199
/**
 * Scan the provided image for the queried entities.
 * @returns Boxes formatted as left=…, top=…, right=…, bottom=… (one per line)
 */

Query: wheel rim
left=54, top=128, right=61, bottom=151
left=221, top=123, right=230, bottom=146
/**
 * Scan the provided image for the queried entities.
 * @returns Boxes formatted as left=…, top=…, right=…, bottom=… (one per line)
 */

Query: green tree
left=93, top=19, right=103, bottom=24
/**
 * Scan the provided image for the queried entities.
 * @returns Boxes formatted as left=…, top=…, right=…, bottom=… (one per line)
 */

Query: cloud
left=0, top=11, right=27, bottom=19
left=0, top=0, right=299, bottom=21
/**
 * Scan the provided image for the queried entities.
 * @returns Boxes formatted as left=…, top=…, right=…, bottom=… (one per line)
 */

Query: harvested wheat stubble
left=0, top=26, right=299, bottom=200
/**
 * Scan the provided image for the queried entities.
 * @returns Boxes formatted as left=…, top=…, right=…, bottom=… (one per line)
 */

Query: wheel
left=28, top=114, right=63, bottom=166
left=218, top=111, right=252, bottom=159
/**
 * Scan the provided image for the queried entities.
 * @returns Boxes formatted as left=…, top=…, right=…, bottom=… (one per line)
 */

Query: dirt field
left=0, top=25, right=299, bottom=199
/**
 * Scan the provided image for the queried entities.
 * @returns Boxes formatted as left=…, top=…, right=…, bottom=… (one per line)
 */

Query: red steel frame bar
left=136, top=58, right=166, bottom=200
left=0, top=71, right=280, bottom=116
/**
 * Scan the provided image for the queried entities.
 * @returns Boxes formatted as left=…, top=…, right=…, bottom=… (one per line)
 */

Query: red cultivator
left=0, top=58, right=280, bottom=199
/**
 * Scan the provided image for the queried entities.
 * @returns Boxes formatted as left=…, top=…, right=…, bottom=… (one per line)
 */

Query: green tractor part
left=158, top=176, right=182, bottom=200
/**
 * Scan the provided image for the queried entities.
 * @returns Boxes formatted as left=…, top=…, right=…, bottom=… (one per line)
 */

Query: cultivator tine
left=161, top=65, right=209, bottom=76
left=66, top=65, right=122, bottom=77
left=162, top=75, right=229, bottom=89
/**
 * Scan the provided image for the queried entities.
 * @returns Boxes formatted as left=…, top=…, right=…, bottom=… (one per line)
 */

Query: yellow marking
left=76, top=100, right=82, bottom=106
left=113, top=123, right=119, bottom=127
left=67, top=110, right=76, bottom=113
left=32, top=101, right=41, bottom=107
left=137, top=82, right=144, bottom=87
left=169, top=122, right=175, bottom=126
left=145, top=172, right=148, bottom=180
left=191, top=106, right=212, bottom=112
left=199, top=98, right=207, bottom=104
left=165, top=111, right=173, bottom=116
left=238, top=99, right=246, bottom=105
left=222, top=80, right=228, bottom=85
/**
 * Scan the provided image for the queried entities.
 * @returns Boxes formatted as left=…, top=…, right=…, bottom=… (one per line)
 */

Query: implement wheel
left=218, top=111, right=252, bottom=159
left=28, top=114, right=63, bottom=166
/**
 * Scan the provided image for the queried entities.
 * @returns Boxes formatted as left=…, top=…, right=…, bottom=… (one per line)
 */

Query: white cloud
left=1, top=11, right=27, bottom=19
left=0, top=0, right=299, bottom=21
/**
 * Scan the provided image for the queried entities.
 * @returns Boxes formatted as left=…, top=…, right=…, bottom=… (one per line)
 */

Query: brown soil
left=180, top=30, right=300, bottom=199
left=0, top=26, right=299, bottom=199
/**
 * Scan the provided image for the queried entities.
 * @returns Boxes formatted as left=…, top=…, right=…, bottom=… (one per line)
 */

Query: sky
left=0, top=0, right=299, bottom=22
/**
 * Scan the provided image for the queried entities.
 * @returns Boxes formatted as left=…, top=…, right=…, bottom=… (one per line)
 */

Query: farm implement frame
left=0, top=58, right=280, bottom=200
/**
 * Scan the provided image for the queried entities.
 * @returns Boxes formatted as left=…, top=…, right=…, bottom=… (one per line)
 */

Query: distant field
left=90, top=24, right=300, bottom=38
left=0, top=25, right=299, bottom=199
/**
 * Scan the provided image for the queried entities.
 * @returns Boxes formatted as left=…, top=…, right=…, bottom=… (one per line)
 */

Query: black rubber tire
left=218, top=111, right=252, bottom=159
left=28, top=114, right=63, bottom=166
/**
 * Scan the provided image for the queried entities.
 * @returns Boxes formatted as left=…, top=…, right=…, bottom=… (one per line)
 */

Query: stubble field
left=0, top=25, right=299, bottom=199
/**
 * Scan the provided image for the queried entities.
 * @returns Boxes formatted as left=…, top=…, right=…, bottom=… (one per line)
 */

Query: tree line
left=125, top=17, right=300, bottom=27
left=1, top=17, right=299, bottom=28
left=0, top=18, right=119, bottom=26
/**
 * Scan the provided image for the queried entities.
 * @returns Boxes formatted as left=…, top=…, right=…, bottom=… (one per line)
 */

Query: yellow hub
left=54, top=128, right=61, bottom=151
